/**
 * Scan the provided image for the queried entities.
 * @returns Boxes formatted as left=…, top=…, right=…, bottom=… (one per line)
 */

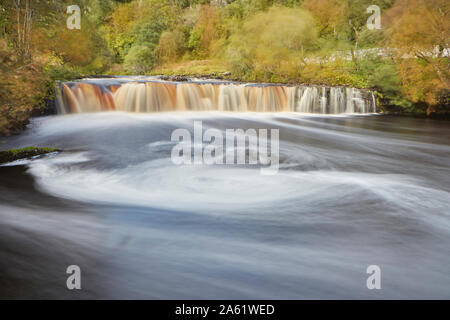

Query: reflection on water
left=1, top=112, right=450, bottom=299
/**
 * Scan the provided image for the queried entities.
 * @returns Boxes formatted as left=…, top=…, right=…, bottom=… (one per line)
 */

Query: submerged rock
left=0, top=147, right=61, bottom=164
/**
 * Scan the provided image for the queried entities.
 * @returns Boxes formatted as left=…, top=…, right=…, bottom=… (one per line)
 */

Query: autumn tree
left=156, top=29, right=186, bottom=63
left=188, top=5, right=219, bottom=58
left=226, top=7, right=317, bottom=80
left=385, top=0, right=449, bottom=114
left=302, top=0, right=346, bottom=39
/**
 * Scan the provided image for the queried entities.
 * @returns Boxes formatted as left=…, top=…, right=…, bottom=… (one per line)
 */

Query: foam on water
left=26, top=152, right=450, bottom=227
left=2, top=112, right=450, bottom=299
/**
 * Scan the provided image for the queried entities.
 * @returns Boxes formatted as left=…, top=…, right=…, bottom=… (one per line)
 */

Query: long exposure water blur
left=1, top=111, right=449, bottom=299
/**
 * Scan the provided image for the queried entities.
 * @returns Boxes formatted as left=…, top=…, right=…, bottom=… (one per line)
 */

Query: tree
left=12, top=0, right=33, bottom=60
left=384, top=0, right=449, bottom=113
left=124, top=44, right=156, bottom=73
left=188, top=4, right=219, bottom=58
left=156, top=29, right=186, bottom=63
left=302, top=0, right=346, bottom=39
left=227, top=7, right=317, bottom=80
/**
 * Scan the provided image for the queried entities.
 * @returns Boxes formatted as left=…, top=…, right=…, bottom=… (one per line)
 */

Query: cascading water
left=4, top=77, right=450, bottom=299
left=56, top=76, right=377, bottom=114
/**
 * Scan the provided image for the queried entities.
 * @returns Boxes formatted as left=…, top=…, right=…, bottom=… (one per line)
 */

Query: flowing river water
left=0, top=78, right=449, bottom=299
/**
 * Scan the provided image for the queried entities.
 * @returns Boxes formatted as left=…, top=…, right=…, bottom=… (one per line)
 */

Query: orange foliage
left=195, top=5, right=219, bottom=57
left=302, top=0, right=347, bottom=37
left=384, top=0, right=449, bottom=112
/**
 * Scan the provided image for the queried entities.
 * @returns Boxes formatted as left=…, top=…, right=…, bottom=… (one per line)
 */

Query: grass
left=150, top=59, right=229, bottom=77
left=0, top=147, right=61, bottom=164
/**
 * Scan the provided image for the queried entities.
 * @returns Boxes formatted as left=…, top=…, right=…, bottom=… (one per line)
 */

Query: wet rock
left=0, top=147, right=61, bottom=164
left=159, top=75, right=189, bottom=82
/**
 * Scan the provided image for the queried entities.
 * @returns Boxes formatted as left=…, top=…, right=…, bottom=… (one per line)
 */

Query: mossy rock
left=0, top=147, right=61, bottom=164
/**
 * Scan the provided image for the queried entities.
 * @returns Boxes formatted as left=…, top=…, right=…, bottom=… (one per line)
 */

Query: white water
left=56, top=77, right=376, bottom=114
left=1, top=112, right=450, bottom=299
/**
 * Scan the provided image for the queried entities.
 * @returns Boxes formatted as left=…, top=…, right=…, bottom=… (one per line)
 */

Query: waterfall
left=56, top=77, right=377, bottom=114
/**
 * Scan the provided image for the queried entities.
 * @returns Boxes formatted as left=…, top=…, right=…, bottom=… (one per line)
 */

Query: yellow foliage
left=227, top=7, right=317, bottom=79
left=156, top=30, right=186, bottom=63
left=302, top=0, right=347, bottom=37
left=384, top=0, right=449, bottom=111
left=190, top=5, right=220, bottom=58
left=0, top=38, right=47, bottom=135
left=48, top=28, right=94, bottom=66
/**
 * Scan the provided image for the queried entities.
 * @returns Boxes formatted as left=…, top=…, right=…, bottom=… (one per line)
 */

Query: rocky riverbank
left=0, top=147, right=61, bottom=164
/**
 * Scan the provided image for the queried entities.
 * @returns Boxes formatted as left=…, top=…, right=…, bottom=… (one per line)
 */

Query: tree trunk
left=427, top=104, right=436, bottom=116
left=15, top=0, right=21, bottom=57
left=13, top=0, right=32, bottom=61
left=352, top=28, right=360, bottom=71
left=25, top=0, right=32, bottom=60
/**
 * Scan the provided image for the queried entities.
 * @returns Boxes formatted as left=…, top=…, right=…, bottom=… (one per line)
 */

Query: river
left=0, top=80, right=449, bottom=299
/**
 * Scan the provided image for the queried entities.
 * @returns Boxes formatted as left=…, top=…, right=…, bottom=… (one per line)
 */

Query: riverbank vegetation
left=0, top=0, right=448, bottom=135
left=0, top=147, right=60, bottom=164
